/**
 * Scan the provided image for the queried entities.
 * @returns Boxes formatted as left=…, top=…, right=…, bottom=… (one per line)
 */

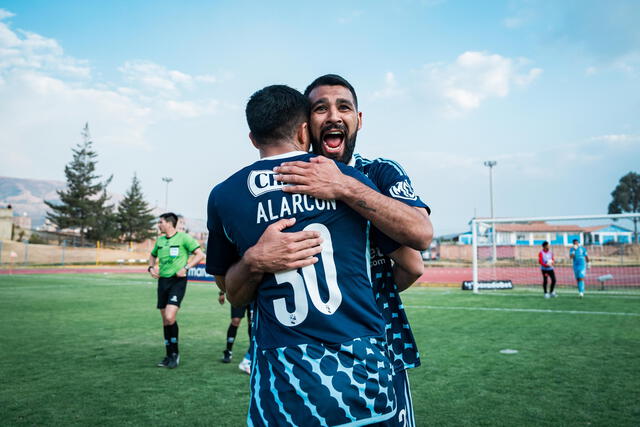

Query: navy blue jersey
left=354, top=153, right=430, bottom=373
left=207, top=151, right=399, bottom=425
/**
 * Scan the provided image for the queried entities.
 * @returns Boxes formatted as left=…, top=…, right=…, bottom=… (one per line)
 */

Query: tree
left=86, top=188, right=120, bottom=243
left=45, top=123, right=113, bottom=246
left=608, top=171, right=640, bottom=243
left=117, top=174, right=156, bottom=244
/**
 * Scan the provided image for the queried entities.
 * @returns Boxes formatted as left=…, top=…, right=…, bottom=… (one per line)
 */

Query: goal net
left=469, top=213, right=640, bottom=293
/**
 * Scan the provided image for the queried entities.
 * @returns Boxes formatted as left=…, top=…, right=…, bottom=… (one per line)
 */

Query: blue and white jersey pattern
left=353, top=153, right=430, bottom=373
left=207, top=151, right=399, bottom=426
left=249, top=337, right=394, bottom=427
left=570, top=246, right=588, bottom=268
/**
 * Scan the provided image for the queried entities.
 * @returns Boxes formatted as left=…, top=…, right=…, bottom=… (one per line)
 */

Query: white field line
left=479, top=292, right=640, bottom=300
left=405, top=305, right=640, bottom=317
left=409, top=287, right=640, bottom=299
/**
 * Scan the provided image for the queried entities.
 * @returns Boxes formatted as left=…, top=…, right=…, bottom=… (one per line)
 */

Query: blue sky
left=1, top=0, right=639, bottom=234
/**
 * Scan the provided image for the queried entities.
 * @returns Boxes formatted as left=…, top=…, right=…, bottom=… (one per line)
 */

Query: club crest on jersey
left=389, top=180, right=417, bottom=201
left=248, top=170, right=285, bottom=197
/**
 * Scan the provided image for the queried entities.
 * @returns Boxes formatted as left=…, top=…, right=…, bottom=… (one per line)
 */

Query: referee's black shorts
left=157, top=276, right=187, bottom=309
left=231, top=304, right=250, bottom=319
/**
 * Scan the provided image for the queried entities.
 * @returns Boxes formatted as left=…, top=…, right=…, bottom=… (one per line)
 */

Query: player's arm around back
left=388, top=246, right=424, bottom=292
left=223, top=218, right=323, bottom=306
left=275, top=156, right=433, bottom=251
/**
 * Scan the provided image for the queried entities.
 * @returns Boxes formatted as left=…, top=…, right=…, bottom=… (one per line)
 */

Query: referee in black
left=148, top=212, right=204, bottom=368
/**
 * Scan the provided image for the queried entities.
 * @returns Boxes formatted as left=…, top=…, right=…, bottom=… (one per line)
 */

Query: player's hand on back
left=275, top=156, right=347, bottom=200
left=245, top=217, right=323, bottom=273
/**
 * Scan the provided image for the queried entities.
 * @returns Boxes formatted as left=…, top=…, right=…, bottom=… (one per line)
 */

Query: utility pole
left=162, top=177, right=173, bottom=211
left=484, top=161, right=497, bottom=263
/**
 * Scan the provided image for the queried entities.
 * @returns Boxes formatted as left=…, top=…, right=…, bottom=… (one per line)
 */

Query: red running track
left=2, top=265, right=638, bottom=287
left=0, top=266, right=147, bottom=275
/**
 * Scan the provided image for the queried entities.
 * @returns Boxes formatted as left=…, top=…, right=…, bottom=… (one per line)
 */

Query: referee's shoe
left=167, top=353, right=180, bottom=369
left=157, top=356, right=171, bottom=368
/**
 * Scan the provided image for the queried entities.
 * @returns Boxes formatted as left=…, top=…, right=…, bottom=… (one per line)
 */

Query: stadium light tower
left=483, top=161, right=497, bottom=263
left=162, top=177, right=173, bottom=210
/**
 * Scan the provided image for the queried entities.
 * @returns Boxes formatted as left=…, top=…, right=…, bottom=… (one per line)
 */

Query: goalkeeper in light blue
left=569, top=239, right=590, bottom=298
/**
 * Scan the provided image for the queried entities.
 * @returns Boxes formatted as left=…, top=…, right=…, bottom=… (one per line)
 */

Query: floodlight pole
left=162, top=177, right=173, bottom=211
left=484, top=161, right=497, bottom=263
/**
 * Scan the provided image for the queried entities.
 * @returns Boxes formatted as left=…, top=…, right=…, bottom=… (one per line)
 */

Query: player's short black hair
left=304, top=74, right=358, bottom=109
left=160, top=212, right=178, bottom=228
left=542, top=241, right=549, bottom=247
left=572, top=239, right=579, bottom=244
left=246, top=85, right=310, bottom=145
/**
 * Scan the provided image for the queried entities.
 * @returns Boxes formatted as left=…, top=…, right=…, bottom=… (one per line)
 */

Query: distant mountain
left=0, top=176, right=206, bottom=233
left=0, top=176, right=64, bottom=227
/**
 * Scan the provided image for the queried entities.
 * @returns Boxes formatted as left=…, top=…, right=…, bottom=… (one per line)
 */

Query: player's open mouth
left=322, top=129, right=345, bottom=154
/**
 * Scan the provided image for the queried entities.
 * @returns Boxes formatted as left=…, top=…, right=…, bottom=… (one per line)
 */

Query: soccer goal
left=469, top=213, right=640, bottom=293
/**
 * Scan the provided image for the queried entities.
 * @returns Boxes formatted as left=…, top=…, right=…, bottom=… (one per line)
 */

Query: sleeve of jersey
left=371, top=159, right=431, bottom=214
left=150, top=241, right=159, bottom=257
left=205, top=189, right=240, bottom=276
left=338, top=163, right=401, bottom=255
left=185, top=234, right=200, bottom=254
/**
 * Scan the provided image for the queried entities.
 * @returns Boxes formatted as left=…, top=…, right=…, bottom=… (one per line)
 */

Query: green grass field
left=1, top=273, right=639, bottom=426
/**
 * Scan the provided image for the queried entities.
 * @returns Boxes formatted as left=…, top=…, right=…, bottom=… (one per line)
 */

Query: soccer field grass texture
left=1, top=275, right=639, bottom=426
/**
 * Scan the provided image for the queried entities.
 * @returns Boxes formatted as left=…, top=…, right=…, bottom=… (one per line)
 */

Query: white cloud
left=502, top=4, right=535, bottom=30
left=503, top=17, right=523, bottom=29
left=118, top=60, right=217, bottom=97
left=0, top=15, right=91, bottom=79
left=372, top=72, right=404, bottom=100
left=585, top=66, right=598, bottom=76
left=590, top=134, right=640, bottom=149
left=0, top=10, right=224, bottom=182
left=0, top=8, right=15, bottom=20
left=420, top=51, right=542, bottom=115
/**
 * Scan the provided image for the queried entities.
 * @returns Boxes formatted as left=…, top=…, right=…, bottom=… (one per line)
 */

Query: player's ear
left=249, top=132, right=260, bottom=149
left=357, top=111, right=363, bottom=131
left=297, top=122, right=310, bottom=152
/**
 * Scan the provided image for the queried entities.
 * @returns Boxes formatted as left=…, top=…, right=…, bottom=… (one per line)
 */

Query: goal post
left=470, top=213, right=640, bottom=293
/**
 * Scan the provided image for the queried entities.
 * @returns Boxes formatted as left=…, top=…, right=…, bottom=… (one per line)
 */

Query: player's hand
left=587, top=262, right=592, bottom=269
left=148, top=267, right=159, bottom=279
left=218, top=293, right=225, bottom=305
left=244, top=217, right=323, bottom=273
left=274, top=156, right=347, bottom=200
left=176, top=267, right=187, bottom=278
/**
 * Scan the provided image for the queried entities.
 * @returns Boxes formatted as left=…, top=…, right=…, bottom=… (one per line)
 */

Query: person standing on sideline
left=218, top=291, right=252, bottom=374
left=570, top=239, right=590, bottom=298
left=148, top=212, right=204, bottom=368
left=539, top=241, right=556, bottom=298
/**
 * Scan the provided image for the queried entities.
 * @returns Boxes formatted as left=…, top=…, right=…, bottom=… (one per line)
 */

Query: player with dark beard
left=224, top=75, right=432, bottom=426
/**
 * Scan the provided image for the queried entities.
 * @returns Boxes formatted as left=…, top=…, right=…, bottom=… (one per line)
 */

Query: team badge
left=389, top=180, right=417, bottom=201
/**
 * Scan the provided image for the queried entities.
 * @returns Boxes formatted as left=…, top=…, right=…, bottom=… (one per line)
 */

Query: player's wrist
left=243, top=246, right=265, bottom=274
left=336, top=175, right=357, bottom=200
left=147, top=266, right=154, bottom=273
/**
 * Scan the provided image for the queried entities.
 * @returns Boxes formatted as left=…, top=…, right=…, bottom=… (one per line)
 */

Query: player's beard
left=311, top=124, right=358, bottom=165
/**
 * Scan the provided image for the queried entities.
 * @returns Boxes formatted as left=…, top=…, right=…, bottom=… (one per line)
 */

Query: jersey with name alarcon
left=207, top=151, right=399, bottom=426
left=354, top=153, right=430, bottom=373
